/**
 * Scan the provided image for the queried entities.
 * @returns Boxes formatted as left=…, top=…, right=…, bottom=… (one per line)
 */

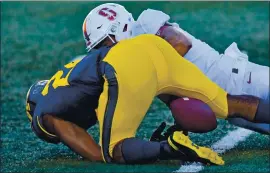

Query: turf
left=1, top=1, right=269, bottom=173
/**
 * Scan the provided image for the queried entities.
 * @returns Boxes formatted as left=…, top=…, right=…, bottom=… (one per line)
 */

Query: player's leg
left=96, top=61, right=164, bottom=163
left=97, top=64, right=223, bottom=165
left=96, top=73, right=181, bottom=164
left=113, top=131, right=224, bottom=165
left=97, top=74, right=175, bottom=164
left=149, top=34, right=269, bottom=124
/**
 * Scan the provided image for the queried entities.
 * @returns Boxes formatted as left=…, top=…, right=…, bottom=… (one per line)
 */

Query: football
left=170, top=97, right=217, bottom=133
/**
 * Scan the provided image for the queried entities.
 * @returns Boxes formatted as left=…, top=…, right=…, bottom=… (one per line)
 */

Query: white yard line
left=174, top=128, right=254, bottom=173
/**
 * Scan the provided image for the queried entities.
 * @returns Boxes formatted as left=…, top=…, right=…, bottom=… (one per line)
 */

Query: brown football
left=170, top=97, right=217, bottom=133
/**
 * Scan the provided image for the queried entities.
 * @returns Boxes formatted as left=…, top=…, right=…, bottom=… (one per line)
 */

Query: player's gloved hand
left=164, top=123, right=188, bottom=138
left=150, top=122, right=188, bottom=142
left=150, top=122, right=167, bottom=142
left=168, top=131, right=224, bottom=165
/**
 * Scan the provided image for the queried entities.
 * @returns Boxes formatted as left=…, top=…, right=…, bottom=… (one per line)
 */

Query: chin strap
left=108, top=34, right=116, bottom=43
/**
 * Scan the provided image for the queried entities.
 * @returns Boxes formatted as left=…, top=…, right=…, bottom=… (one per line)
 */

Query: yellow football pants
left=97, top=34, right=228, bottom=162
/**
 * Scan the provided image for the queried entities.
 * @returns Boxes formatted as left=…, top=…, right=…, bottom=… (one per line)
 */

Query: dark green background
left=1, top=1, right=269, bottom=173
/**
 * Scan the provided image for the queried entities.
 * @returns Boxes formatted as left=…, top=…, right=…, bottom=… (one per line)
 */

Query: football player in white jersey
left=75, top=3, right=269, bottom=135
left=131, top=9, right=269, bottom=134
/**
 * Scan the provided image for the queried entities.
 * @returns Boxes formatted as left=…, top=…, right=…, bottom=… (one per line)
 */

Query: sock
left=117, top=138, right=184, bottom=164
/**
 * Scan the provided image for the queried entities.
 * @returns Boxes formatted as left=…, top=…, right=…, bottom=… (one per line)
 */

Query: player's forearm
left=158, top=25, right=192, bottom=56
left=43, top=115, right=103, bottom=161
left=60, top=125, right=102, bottom=162
left=227, top=95, right=270, bottom=124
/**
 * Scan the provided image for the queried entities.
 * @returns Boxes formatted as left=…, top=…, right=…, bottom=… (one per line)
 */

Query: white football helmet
left=83, top=3, right=134, bottom=52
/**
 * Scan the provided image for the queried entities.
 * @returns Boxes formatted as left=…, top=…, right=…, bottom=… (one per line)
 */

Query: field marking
left=174, top=128, right=254, bottom=173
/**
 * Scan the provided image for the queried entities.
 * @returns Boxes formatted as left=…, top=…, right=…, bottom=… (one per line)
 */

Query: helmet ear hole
left=123, top=24, right=128, bottom=32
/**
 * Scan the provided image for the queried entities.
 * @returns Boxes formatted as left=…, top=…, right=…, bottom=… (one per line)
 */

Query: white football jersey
left=132, top=9, right=269, bottom=99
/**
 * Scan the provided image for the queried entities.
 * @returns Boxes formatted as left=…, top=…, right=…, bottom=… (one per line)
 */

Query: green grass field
left=1, top=1, right=269, bottom=173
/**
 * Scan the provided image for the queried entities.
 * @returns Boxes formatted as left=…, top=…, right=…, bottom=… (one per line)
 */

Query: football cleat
left=168, top=131, right=224, bottom=165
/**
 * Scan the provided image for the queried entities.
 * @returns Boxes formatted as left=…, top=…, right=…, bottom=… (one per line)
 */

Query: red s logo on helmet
left=98, top=8, right=117, bottom=21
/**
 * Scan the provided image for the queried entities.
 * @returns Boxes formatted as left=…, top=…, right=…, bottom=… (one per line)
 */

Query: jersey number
left=41, top=59, right=81, bottom=96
